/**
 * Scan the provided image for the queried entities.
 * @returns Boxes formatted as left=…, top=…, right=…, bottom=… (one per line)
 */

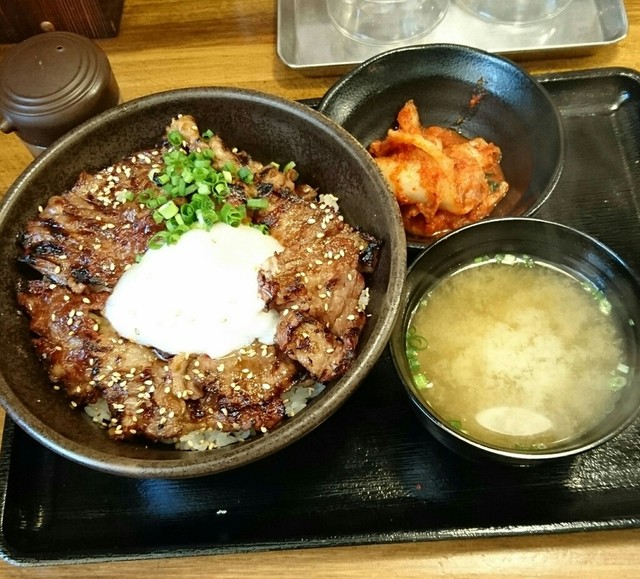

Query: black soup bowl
left=390, top=217, right=640, bottom=465
left=318, top=44, right=564, bottom=249
left=0, top=87, right=407, bottom=478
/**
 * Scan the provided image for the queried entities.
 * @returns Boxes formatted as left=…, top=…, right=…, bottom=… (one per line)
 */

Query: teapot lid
left=0, top=31, right=119, bottom=147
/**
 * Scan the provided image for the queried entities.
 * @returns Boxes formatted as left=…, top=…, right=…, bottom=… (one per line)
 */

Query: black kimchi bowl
left=0, top=87, right=406, bottom=478
left=318, top=43, right=564, bottom=250
left=390, top=218, right=640, bottom=465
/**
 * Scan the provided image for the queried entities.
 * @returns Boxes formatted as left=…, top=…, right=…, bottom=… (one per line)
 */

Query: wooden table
left=0, top=1, right=639, bottom=576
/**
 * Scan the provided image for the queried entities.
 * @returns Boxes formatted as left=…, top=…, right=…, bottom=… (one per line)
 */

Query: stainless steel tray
left=277, top=0, right=628, bottom=72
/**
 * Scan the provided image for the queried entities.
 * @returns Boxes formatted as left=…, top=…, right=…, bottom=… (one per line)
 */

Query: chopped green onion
left=149, top=231, right=170, bottom=249
left=252, top=223, right=270, bottom=235
left=138, top=189, right=154, bottom=204
left=412, top=373, right=430, bottom=390
left=237, top=166, right=253, bottom=184
left=283, top=161, right=296, bottom=173
left=167, top=130, right=183, bottom=147
left=115, top=189, right=135, bottom=203
left=220, top=203, right=246, bottom=226
left=407, top=333, right=428, bottom=351
left=158, top=200, right=179, bottom=220
left=139, top=128, right=298, bottom=250
left=247, top=197, right=269, bottom=210
left=407, top=356, right=421, bottom=371
left=608, top=375, right=627, bottom=391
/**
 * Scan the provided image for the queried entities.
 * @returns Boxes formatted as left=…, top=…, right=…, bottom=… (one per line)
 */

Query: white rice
left=318, top=193, right=339, bottom=211
left=358, top=287, right=370, bottom=312
left=84, top=381, right=325, bottom=451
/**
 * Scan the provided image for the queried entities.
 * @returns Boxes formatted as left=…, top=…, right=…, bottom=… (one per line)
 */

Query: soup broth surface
left=407, top=255, right=629, bottom=451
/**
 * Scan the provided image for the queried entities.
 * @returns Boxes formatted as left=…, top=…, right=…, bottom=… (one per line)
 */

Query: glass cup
left=457, top=0, right=574, bottom=25
left=326, top=0, right=449, bottom=45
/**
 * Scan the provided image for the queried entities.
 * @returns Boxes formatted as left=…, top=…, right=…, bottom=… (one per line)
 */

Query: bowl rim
left=0, top=86, right=407, bottom=478
left=390, top=216, right=640, bottom=463
left=318, top=43, right=566, bottom=251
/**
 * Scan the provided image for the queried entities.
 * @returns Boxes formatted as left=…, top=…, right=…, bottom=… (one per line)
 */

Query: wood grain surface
left=0, top=1, right=639, bottom=576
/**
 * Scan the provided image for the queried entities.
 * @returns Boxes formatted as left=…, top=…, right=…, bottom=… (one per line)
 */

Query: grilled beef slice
left=255, top=190, right=380, bottom=382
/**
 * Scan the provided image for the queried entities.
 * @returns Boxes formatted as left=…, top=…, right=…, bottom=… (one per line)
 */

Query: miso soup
left=406, top=254, right=630, bottom=451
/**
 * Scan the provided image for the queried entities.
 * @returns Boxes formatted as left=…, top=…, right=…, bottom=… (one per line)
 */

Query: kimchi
left=369, top=100, right=509, bottom=238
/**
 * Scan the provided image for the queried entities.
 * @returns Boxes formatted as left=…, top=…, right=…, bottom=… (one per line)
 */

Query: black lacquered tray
left=2, top=68, right=640, bottom=566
